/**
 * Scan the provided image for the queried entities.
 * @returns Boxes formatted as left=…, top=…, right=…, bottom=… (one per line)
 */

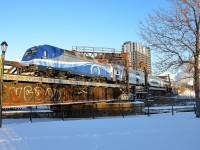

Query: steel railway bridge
left=1, top=60, right=124, bottom=108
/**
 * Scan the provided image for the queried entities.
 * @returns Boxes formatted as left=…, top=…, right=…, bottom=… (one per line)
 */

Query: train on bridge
left=1, top=44, right=173, bottom=109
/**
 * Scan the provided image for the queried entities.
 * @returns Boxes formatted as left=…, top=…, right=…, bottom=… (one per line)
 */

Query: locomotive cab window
left=24, top=49, right=38, bottom=57
left=24, top=51, right=31, bottom=56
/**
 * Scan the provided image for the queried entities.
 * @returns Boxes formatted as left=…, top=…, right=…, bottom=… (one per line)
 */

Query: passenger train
left=20, top=45, right=170, bottom=89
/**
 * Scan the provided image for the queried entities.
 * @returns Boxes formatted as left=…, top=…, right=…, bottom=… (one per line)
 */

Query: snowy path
left=0, top=112, right=200, bottom=150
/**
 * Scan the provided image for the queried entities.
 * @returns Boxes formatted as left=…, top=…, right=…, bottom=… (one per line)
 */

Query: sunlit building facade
left=122, top=41, right=151, bottom=74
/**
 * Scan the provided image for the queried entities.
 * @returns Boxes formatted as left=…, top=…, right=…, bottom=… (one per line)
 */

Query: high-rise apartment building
left=122, top=41, right=151, bottom=74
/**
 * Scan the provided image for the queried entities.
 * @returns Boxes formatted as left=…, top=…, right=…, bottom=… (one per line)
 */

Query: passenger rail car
left=129, top=69, right=145, bottom=85
left=148, top=75, right=169, bottom=88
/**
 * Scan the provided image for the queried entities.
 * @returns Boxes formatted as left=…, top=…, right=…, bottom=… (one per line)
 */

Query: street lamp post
left=0, top=41, right=8, bottom=128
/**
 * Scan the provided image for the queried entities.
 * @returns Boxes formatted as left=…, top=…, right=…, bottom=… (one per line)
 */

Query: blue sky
left=0, top=0, right=170, bottom=62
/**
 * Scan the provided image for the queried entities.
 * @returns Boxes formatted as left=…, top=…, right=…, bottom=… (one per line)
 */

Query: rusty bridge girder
left=2, top=81, right=119, bottom=108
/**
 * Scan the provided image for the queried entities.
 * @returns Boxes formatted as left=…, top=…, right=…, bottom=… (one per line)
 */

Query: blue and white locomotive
left=20, top=45, right=124, bottom=82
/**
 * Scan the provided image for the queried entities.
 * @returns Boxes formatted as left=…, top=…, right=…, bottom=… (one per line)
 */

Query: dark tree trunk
left=195, top=36, right=200, bottom=117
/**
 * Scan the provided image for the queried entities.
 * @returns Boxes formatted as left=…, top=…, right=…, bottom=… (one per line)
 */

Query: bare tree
left=139, top=0, right=200, bottom=117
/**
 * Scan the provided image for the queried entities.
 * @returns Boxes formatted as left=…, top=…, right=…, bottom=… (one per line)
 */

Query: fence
left=2, top=102, right=196, bottom=124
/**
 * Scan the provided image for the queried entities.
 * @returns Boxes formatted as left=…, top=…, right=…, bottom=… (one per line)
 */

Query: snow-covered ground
left=0, top=112, right=199, bottom=150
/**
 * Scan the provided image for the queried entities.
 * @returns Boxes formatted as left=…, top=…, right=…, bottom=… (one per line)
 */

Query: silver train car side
left=148, top=75, right=169, bottom=88
left=129, top=69, right=145, bottom=85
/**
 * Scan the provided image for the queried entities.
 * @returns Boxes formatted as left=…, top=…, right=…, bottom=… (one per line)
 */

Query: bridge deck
left=3, top=74, right=121, bottom=88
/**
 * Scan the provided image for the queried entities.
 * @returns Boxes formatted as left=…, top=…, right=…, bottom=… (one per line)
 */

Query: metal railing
left=1, top=102, right=196, bottom=125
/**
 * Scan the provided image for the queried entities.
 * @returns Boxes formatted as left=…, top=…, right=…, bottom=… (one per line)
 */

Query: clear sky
left=0, top=0, right=170, bottom=62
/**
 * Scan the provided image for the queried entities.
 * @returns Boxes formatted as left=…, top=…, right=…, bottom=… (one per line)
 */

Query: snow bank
left=0, top=112, right=199, bottom=150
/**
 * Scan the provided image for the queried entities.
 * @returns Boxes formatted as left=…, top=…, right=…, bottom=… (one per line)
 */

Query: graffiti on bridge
left=2, top=82, right=114, bottom=107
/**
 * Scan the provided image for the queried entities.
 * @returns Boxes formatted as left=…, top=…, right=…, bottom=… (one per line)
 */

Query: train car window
left=116, top=71, right=119, bottom=74
left=44, top=51, right=47, bottom=58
